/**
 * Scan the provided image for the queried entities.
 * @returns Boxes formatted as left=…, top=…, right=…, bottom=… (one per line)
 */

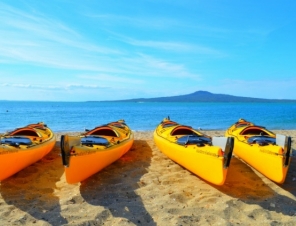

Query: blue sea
left=1, top=101, right=296, bottom=132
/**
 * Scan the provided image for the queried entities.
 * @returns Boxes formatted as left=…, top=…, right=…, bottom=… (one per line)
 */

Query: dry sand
left=0, top=130, right=296, bottom=226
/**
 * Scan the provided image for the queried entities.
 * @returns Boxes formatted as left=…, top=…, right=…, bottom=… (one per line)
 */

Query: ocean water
left=1, top=101, right=296, bottom=132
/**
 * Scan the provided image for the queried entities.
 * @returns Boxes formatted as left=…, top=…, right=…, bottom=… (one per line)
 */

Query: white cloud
left=0, top=2, right=204, bottom=86
left=122, top=38, right=224, bottom=56
left=77, top=74, right=144, bottom=84
left=65, top=84, right=110, bottom=90
left=0, top=3, right=122, bottom=69
left=0, top=83, right=110, bottom=91
left=136, top=54, right=201, bottom=79
left=85, top=13, right=180, bottom=30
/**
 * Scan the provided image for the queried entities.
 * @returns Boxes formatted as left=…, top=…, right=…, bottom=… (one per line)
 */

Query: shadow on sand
left=214, top=151, right=296, bottom=218
left=0, top=142, right=67, bottom=225
left=279, top=150, right=296, bottom=196
left=80, top=140, right=157, bottom=225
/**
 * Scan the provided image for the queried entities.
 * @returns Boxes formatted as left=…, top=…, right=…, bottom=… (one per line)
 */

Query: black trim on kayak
left=61, top=135, right=70, bottom=167
left=223, top=137, right=234, bottom=169
left=284, top=136, right=292, bottom=167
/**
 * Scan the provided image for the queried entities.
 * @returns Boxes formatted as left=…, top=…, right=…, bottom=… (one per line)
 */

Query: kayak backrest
left=171, top=126, right=197, bottom=136
left=240, top=127, right=269, bottom=136
left=87, top=127, right=118, bottom=137
left=9, top=129, right=40, bottom=137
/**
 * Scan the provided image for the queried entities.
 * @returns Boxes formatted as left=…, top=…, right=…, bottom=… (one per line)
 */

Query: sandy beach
left=0, top=130, right=296, bottom=225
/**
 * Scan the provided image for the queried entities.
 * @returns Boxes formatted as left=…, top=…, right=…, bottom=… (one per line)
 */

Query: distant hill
left=99, top=91, right=296, bottom=102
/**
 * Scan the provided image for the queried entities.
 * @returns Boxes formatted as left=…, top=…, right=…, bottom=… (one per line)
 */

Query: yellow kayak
left=154, top=118, right=234, bottom=185
left=225, top=119, right=292, bottom=183
left=61, top=120, right=134, bottom=184
left=0, top=122, right=56, bottom=181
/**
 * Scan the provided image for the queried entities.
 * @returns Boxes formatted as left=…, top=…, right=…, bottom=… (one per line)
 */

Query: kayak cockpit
left=9, top=128, right=40, bottom=137
left=171, top=126, right=212, bottom=146
left=81, top=136, right=109, bottom=146
left=239, top=126, right=276, bottom=145
left=247, top=136, right=276, bottom=145
left=87, top=126, right=118, bottom=137
left=240, top=126, right=272, bottom=136
left=171, top=126, right=197, bottom=136
left=1, top=136, right=33, bottom=146
left=177, top=135, right=212, bottom=146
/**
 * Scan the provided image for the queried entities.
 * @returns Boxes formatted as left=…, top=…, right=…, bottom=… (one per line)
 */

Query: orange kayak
left=154, top=117, right=234, bottom=185
left=61, top=120, right=134, bottom=184
left=0, top=122, right=56, bottom=181
left=225, top=119, right=292, bottom=183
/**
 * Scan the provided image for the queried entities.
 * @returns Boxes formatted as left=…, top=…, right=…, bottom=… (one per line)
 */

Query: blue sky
left=1, top=0, right=296, bottom=101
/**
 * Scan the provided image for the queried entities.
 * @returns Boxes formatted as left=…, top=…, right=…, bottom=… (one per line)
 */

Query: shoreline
left=52, top=129, right=296, bottom=134
left=0, top=131, right=295, bottom=225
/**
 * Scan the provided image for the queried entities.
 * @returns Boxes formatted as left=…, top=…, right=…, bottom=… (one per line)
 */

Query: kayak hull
left=225, top=119, right=292, bottom=183
left=0, top=123, right=56, bottom=181
left=61, top=120, right=134, bottom=184
left=154, top=118, right=234, bottom=185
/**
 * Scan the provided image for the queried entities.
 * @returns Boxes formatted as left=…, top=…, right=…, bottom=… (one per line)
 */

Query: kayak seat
left=9, top=129, right=39, bottom=137
left=89, top=128, right=118, bottom=137
left=171, top=126, right=198, bottom=136
left=240, top=127, right=269, bottom=136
